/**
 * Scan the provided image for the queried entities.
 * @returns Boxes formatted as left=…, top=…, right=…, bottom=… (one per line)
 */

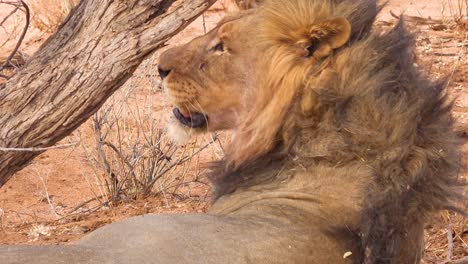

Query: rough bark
left=0, top=0, right=216, bottom=187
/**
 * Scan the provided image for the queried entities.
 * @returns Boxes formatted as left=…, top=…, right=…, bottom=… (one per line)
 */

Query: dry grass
left=78, top=60, right=217, bottom=208
left=442, top=0, right=468, bottom=29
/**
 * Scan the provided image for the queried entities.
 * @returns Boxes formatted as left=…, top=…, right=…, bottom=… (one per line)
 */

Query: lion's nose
left=158, top=66, right=172, bottom=80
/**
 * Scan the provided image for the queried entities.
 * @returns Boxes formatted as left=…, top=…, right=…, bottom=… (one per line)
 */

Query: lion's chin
left=166, top=120, right=196, bottom=145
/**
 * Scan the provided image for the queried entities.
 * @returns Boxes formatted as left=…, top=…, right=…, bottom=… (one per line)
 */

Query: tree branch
left=0, top=0, right=217, bottom=187
left=0, top=142, right=78, bottom=152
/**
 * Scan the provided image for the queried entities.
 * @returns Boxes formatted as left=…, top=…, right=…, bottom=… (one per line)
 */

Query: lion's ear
left=218, top=23, right=232, bottom=39
left=307, top=17, right=351, bottom=59
left=322, top=17, right=351, bottom=49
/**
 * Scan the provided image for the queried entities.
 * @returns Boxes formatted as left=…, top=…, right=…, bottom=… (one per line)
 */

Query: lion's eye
left=306, top=39, right=320, bottom=57
left=213, top=42, right=225, bottom=52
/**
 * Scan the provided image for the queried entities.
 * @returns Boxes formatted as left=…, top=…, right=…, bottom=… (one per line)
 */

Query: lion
left=0, top=0, right=463, bottom=263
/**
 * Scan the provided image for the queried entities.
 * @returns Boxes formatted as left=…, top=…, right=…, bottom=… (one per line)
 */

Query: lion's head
left=159, top=0, right=361, bottom=167
left=158, top=12, right=256, bottom=145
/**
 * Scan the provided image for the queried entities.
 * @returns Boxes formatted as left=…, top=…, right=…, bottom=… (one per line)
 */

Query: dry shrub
left=423, top=212, right=468, bottom=263
left=442, top=0, right=468, bottom=29
left=0, top=2, right=30, bottom=80
left=80, top=61, right=216, bottom=206
left=28, top=0, right=79, bottom=33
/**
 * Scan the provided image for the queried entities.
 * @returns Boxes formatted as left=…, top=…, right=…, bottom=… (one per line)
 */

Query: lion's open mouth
left=173, top=108, right=208, bottom=128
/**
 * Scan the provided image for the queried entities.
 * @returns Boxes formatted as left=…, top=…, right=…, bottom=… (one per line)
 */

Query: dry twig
left=0, top=142, right=78, bottom=152
left=0, top=0, right=30, bottom=80
left=0, top=6, right=19, bottom=27
left=447, top=223, right=454, bottom=261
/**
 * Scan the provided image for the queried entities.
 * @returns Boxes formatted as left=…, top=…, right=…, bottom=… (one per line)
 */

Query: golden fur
left=159, top=0, right=464, bottom=262
left=232, top=0, right=263, bottom=10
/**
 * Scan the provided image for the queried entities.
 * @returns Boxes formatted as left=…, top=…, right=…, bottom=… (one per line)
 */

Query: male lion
left=0, top=0, right=463, bottom=263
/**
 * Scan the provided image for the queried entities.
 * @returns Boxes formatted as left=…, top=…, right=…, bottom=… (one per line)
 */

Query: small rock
left=28, top=225, right=53, bottom=241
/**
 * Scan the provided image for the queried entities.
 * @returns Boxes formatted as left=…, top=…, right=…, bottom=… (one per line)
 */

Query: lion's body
left=0, top=214, right=359, bottom=264
left=0, top=0, right=462, bottom=263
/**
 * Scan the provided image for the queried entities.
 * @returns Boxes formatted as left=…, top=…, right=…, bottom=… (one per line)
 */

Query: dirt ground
left=0, top=0, right=466, bottom=263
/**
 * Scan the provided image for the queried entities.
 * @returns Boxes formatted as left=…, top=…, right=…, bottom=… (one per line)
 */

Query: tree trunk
left=0, top=0, right=216, bottom=187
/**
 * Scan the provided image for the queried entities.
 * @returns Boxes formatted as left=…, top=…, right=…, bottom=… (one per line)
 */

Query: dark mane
left=209, top=0, right=464, bottom=262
